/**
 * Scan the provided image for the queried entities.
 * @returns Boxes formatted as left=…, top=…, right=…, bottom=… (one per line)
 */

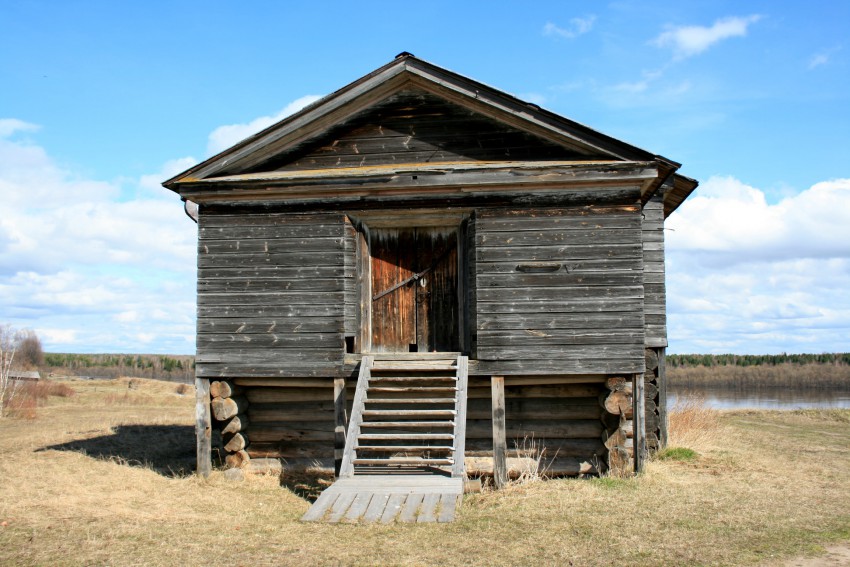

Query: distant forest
left=38, top=352, right=850, bottom=388
left=43, top=353, right=194, bottom=382
left=667, top=353, right=850, bottom=368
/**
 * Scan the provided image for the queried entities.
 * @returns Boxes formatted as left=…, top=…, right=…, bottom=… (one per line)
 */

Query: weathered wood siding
left=196, top=211, right=350, bottom=378
left=473, top=205, right=646, bottom=375
left=249, top=90, right=592, bottom=173
left=642, top=194, right=667, bottom=347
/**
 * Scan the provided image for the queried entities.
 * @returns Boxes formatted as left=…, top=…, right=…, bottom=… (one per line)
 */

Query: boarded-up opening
left=369, top=227, right=459, bottom=352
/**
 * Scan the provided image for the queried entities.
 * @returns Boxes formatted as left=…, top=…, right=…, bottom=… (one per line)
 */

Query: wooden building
left=164, top=53, right=697, bottom=521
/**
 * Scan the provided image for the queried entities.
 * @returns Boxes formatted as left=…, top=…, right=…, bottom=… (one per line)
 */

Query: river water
left=669, top=387, right=850, bottom=410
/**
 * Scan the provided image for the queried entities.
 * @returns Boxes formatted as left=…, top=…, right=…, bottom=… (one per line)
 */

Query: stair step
left=355, top=445, right=455, bottom=452
left=362, top=409, right=457, bottom=418
left=358, top=433, right=455, bottom=441
left=365, top=398, right=456, bottom=404
left=372, top=363, right=457, bottom=371
left=368, top=376, right=457, bottom=383
left=368, top=386, right=458, bottom=393
left=353, top=458, right=454, bottom=466
left=359, top=421, right=456, bottom=429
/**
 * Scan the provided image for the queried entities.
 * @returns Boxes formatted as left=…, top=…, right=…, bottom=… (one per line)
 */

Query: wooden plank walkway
left=301, top=475, right=463, bottom=523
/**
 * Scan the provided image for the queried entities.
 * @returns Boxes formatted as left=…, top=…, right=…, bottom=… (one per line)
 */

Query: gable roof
left=164, top=53, right=697, bottom=216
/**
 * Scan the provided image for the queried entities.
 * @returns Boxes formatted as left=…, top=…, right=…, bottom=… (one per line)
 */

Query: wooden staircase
left=302, top=353, right=469, bottom=523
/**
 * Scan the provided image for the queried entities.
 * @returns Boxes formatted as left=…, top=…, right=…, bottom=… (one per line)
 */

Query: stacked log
left=600, top=376, right=633, bottom=476
left=210, top=380, right=250, bottom=468
left=644, top=348, right=663, bottom=452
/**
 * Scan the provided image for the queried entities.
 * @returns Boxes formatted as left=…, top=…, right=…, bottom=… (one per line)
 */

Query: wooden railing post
left=491, top=376, right=508, bottom=488
left=334, top=377, right=347, bottom=477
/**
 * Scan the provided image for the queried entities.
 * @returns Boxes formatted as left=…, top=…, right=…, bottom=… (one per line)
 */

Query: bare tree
left=0, top=324, right=20, bottom=418
left=17, top=329, right=44, bottom=368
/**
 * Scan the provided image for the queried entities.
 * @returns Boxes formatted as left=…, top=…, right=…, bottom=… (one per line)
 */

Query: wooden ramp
left=302, top=354, right=469, bottom=523
left=300, top=475, right=463, bottom=523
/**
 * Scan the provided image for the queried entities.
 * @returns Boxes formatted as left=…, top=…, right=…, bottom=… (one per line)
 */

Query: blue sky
left=1, top=1, right=848, bottom=355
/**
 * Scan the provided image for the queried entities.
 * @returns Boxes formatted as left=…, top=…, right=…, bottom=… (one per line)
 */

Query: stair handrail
left=339, top=355, right=373, bottom=478
left=452, top=355, right=469, bottom=478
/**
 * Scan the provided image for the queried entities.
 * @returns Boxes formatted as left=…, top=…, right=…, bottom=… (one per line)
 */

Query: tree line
left=43, top=352, right=195, bottom=382
left=667, top=353, right=850, bottom=368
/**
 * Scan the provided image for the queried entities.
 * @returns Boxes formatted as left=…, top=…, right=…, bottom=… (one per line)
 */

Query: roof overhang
left=170, top=160, right=660, bottom=205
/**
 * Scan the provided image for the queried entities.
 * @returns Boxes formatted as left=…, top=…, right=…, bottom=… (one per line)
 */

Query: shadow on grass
left=37, top=425, right=212, bottom=478
left=279, top=468, right=336, bottom=503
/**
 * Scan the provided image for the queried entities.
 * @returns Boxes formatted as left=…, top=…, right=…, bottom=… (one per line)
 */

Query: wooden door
left=370, top=227, right=458, bottom=352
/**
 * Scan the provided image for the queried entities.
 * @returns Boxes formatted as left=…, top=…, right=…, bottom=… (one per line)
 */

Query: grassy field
left=1, top=378, right=849, bottom=566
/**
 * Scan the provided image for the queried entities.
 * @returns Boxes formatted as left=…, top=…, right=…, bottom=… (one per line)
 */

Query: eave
left=169, top=160, right=660, bottom=205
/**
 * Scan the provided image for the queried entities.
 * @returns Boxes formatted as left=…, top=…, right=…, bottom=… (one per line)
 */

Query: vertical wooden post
left=657, top=347, right=668, bottom=448
left=491, top=376, right=508, bottom=489
left=633, top=373, right=646, bottom=473
left=356, top=229, right=371, bottom=353
left=195, top=376, right=212, bottom=477
left=333, top=377, right=347, bottom=477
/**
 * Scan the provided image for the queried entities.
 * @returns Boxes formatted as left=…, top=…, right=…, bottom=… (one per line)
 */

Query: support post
left=194, top=376, right=212, bottom=477
left=333, top=377, right=347, bottom=477
left=657, top=347, right=668, bottom=448
left=491, top=376, right=508, bottom=489
left=633, top=373, right=646, bottom=473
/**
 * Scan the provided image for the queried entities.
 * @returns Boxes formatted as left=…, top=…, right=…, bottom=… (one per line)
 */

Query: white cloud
left=653, top=15, right=762, bottom=59
left=0, top=118, right=40, bottom=138
left=0, top=123, right=197, bottom=353
left=543, top=16, right=596, bottom=40
left=206, top=94, right=323, bottom=155
left=667, top=176, right=850, bottom=261
left=666, top=176, right=850, bottom=354
left=808, top=46, right=841, bottom=70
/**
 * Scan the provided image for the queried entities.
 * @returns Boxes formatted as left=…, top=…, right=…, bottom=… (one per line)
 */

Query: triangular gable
left=240, top=89, right=601, bottom=174
left=164, top=53, right=696, bottom=215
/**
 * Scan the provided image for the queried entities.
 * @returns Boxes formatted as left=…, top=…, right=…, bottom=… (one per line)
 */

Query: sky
left=1, top=1, right=848, bottom=355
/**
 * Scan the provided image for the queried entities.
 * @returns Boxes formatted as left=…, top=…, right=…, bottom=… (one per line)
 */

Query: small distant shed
left=8, top=370, right=40, bottom=382
left=164, top=54, right=698, bottom=497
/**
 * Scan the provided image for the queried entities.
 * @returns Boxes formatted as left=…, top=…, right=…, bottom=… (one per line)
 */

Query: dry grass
left=1, top=378, right=849, bottom=566
left=668, top=392, right=723, bottom=448
left=2, top=380, right=76, bottom=419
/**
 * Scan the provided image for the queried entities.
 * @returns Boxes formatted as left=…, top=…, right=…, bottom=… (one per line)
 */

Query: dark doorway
left=370, top=227, right=459, bottom=352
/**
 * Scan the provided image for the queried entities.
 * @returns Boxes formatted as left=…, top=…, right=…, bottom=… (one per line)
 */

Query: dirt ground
left=782, top=544, right=850, bottom=566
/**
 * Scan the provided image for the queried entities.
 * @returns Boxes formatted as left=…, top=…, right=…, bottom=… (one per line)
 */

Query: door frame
left=348, top=209, right=471, bottom=355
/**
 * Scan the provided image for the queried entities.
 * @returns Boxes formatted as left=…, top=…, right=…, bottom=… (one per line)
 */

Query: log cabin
left=163, top=53, right=697, bottom=522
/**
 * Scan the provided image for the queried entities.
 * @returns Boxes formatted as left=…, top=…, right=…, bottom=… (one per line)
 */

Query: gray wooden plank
left=416, top=493, right=440, bottom=523
left=194, top=377, right=212, bottom=478
left=437, top=494, right=459, bottom=523
left=301, top=489, right=340, bottom=522
left=362, top=493, right=391, bottom=523
left=491, top=376, right=508, bottom=489
left=343, top=492, right=374, bottom=522
left=380, top=493, right=407, bottom=524
left=326, top=492, right=358, bottom=523
left=399, top=493, right=425, bottom=523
